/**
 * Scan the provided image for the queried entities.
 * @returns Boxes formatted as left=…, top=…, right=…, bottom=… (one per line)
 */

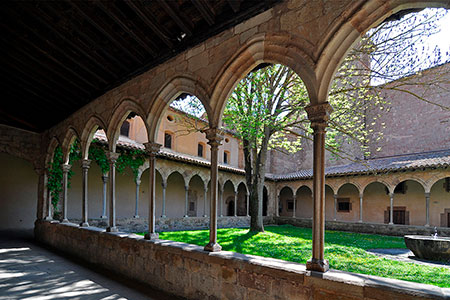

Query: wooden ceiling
left=0, top=0, right=279, bottom=132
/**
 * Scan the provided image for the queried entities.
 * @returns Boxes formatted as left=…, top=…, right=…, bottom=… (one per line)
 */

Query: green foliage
left=116, top=148, right=147, bottom=180
left=47, top=146, right=63, bottom=211
left=141, top=225, right=450, bottom=287
left=88, top=139, right=109, bottom=174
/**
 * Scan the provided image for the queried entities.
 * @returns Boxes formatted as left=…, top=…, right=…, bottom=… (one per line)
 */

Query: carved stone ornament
left=81, top=159, right=91, bottom=169
left=61, top=163, right=72, bottom=173
left=203, top=128, right=224, bottom=148
left=305, top=102, right=333, bottom=124
left=144, top=142, right=162, bottom=157
left=107, top=152, right=120, bottom=164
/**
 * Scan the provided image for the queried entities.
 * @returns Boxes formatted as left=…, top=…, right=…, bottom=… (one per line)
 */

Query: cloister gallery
left=1, top=1, right=449, bottom=299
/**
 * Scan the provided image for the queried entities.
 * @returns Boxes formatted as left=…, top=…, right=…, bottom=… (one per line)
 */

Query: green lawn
left=139, top=225, right=450, bottom=287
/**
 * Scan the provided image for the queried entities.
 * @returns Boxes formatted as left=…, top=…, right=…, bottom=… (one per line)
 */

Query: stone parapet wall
left=34, top=221, right=449, bottom=300
left=275, top=217, right=450, bottom=237
left=70, top=216, right=276, bottom=233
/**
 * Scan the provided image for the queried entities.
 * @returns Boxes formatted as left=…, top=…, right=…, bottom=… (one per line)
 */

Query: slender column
left=100, top=174, right=108, bottom=218
left=276, top=193, right=280, bottom=217
left=389, top=192, right=394, bottom=225
left=246, top=194, right=249, bottom=217
left=204, top=128, right=223, bottom=252
left=61, top=163, right=71, bottom=223
left=133, top=179, right=141, bottom=218
left=305, top=102, right=332, bottom=273
left=203, top=183, right=208, bottom=217
left=333, top=194, right=338, bottom=221
left=161, top=181, right=167, bottom=218
left=293, top=195, right=296, bottom=218
left=359, top=193, right=363, bottom=223
left=184, top=185, right=189, bottom=217
left=425, top=192, right=430, bottom=226
left=234, top=191, right=237, bottom=216
left=219, top=185, right=223, bottom=217
left=144, top=142, right=161, bottom=240
left=80, top=159, right=91, bottom=227
left=44, top=168, right=53, bottom=220
left=35, top=167, right=47, bottom=221
left=106, top=152, right=120, bottom=232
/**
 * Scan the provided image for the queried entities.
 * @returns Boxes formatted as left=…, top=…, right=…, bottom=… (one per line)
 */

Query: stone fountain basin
left=404, top=235, right=450, bottom=263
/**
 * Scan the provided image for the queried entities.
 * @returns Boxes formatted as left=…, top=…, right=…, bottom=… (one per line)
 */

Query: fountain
left=404, top=227, right=450, bottom=263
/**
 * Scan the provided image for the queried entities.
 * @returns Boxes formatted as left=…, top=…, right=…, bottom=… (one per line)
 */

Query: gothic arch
left=107, top=98, right=148, bottom=152
left=45, top=136, right=61, bottom=167
left=167, top=170, right=188, bottom=188
left=80, top=115, right=108, bottom=160
left=61, top=127, right=80, bottom=164
left=296, top=184, right=312, bottom=195
left=147, top=74, right=212, bottom=142
left=315, top=0, right=450, bottom=104
left=209, top=33, right=318, bottom=127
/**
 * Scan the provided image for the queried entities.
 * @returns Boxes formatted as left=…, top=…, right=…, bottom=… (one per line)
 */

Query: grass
left=138, top=225, right=450, bottom=287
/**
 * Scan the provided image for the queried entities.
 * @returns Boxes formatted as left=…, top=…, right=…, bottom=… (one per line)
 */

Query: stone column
left=246, top=194, right=249, bottom=217
left=61, top=163, right=71, bottom=223
left=35, top=167, right=47, bottom=221
left=219, top=185, right=223, bottom=217
left=233, top=191, right=237, bottom=216
left=359, top=193, right=363, bottom=223
left=184, top=185, right=189, bottom=218
left=305, top=102, right=332, bottom=273
left=203, top=183, right=208, bottom=217
left=144, top=142, right=161, bottom=240
left=100, top=174, right=108, bottom=219
left=106, top=152, right=120, bottom=232
left=276, top=193, right=280, bottom=217
left=293, top=195, right=296, bottom=218
left=333, top=194, right=338, bottom=221
left=161, top=180, right=167, bottom=218
left=45, top=187, right=53, bottom=221
left=389, top=193, right=394, bottom=225
left=425, top=192, right=430, bottom=226
left=204, top=128, right=223, bottom=252
left=80, top=159, right=91, bottom=227
left=133, top=179, right=141, bottom=218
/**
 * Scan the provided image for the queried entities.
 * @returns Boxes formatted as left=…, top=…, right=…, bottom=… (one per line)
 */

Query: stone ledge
left=34, top=220, right=449, bottom=300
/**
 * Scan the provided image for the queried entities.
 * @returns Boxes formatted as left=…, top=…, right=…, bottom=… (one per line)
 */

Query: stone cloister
left=2, top=0, right=450, bottom=299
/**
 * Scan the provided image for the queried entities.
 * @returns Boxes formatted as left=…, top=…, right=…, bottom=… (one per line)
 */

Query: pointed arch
left=45, top=136, right=61, bottom=167
left=80, top=115, right=108, bottom=160
left=61, top=127, right=80, bottom=164
left=296, top=184, right=312, bottom=195
left=209, top=33, right=318, bottom=127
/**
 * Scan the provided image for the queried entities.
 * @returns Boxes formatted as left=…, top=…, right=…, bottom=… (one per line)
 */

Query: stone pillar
left=80, top=159, right=91, bottom=227
left=333, top=194, right=338, bottom=221
left=246, top=194, right=249, bottom=217
left=184, top=185, right=189, bottom=218
left=219, top=185, right=223, bottom=217
left=144, top=142, right=161, bottom=240
left=133, top=179, right=141, bottom=218
left=203, top=183, right=208, bottom=217
left=389, top=193, right=394, bottom=225
left=204, top=128, right=223, bottom=252
left=61, top=163, right=71, bottom=223
left=100, top=174, right=108, bottom=219
left=359, top=193, right=363, bottom=223
left=305, top=102, right=332, bottom=273
left=276, top=193, right=280, bottom=217
left=234, top=191, right=238, bottom=216
left=106, top=152, right=120, bottom=232
left=161, top=181, right=167, bottom=218
left=35, top=167, right=47, bottom=221
left=293, top=195, right=296, bottom=218
left=45, top=187, right=53, bottom=221
left=425, top=192, right=430, bottom=226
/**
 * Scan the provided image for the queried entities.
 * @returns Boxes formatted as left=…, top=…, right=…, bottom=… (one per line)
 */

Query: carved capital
left=161, top=181, right=167, bottom=189
left=102, top=174, right=109, bottom=183
left=81, top=159, right=91, bottom=170
left=107, top=152, right=120, bottom=165
left=305, top=102, right=333, bottom=130
left=144, top=142, right=162, bottom=157
left=61, top=163, right=72, bottom=173
left=203, top=128, right=224, bottom=149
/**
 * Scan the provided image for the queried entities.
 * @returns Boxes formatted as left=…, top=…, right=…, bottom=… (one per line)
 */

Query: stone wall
left=275, top=217, right=450, bottom=237
left=35, top=221, right=449, bottom=300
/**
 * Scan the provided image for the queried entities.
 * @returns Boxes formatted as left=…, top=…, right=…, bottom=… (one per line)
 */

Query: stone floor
left=0, top=232, right=183, bottom=300
left=367, top=248, right=450, bottom=269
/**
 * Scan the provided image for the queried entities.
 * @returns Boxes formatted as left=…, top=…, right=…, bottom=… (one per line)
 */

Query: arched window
left=120, top=120, right=130, bottom=137
left=223, top=151, right=230, bottom=164
left=197, top=143, right=204, bottom=157
left=164, top=132, right=173, bottom=149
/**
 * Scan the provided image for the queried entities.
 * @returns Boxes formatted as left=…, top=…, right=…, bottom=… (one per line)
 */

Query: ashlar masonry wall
left=35, top=221, right=449, bottom=300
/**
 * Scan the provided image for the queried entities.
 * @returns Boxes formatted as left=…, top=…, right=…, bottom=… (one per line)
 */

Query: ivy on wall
left=47, top=139, right=147, bottom=216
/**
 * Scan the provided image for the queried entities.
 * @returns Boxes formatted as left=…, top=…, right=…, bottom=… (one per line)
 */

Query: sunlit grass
left=137, top=225, right=450, bottom=287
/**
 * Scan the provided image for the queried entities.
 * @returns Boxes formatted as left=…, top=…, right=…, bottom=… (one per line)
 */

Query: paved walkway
left=0, top=234, right=182, bottom=300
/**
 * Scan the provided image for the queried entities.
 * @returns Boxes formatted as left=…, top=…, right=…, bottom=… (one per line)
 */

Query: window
left=120, top=120, right=130, bottom=137
left=167, top=115, right=174, bottom=122
left=164, top=132, right=172, bottom=149
left=224, top=151, right=229, bottom=164
left=337, top=198, right=351, bottom=212
left=197, top=143, right=204, bottom=157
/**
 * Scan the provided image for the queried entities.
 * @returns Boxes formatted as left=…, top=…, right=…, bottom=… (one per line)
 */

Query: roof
left=269, top=150, right=450, bottom=181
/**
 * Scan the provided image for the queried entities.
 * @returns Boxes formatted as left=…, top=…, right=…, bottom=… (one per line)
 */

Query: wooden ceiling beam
left=157, top=0, right=193, bottom=37
left=227, top=0, right=241, bottom=13
left=95, top=1, right=157, bottom=57
left=69, top=1, right=143, bottom=65
left=192, top=0, right=215, bottom=26
left=125, top=1, right=174, bottom=48
left=0, top=107, right=41, bottom=131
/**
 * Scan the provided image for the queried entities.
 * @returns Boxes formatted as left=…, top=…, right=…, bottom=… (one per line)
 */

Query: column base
left=100, top=215, right=107, bottom=219
left=203, top=215, right=207, bottom=218
left=133, top=215, right=139, bottom=219
left=44, top=216, right=53, bottom=221
left=306, top=258, right=329, bottom=272
left=389, top=222, right=394, bottom=225
left=61, top=218, right=69, bottom=223
left=106, top=226, right=118, bottom=232
left=424, top=224, right=430, bottom=227
left=144, top=232, right=159, bottom=240
left=204, top=242, right=222, bottom=252
left=161, top=215, right=166, bottom=218
left=183, top=215, right=189, bottom=218
left=80, top=222, right=89, bottom=227
left=358, top=220, right=363, bottom=223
